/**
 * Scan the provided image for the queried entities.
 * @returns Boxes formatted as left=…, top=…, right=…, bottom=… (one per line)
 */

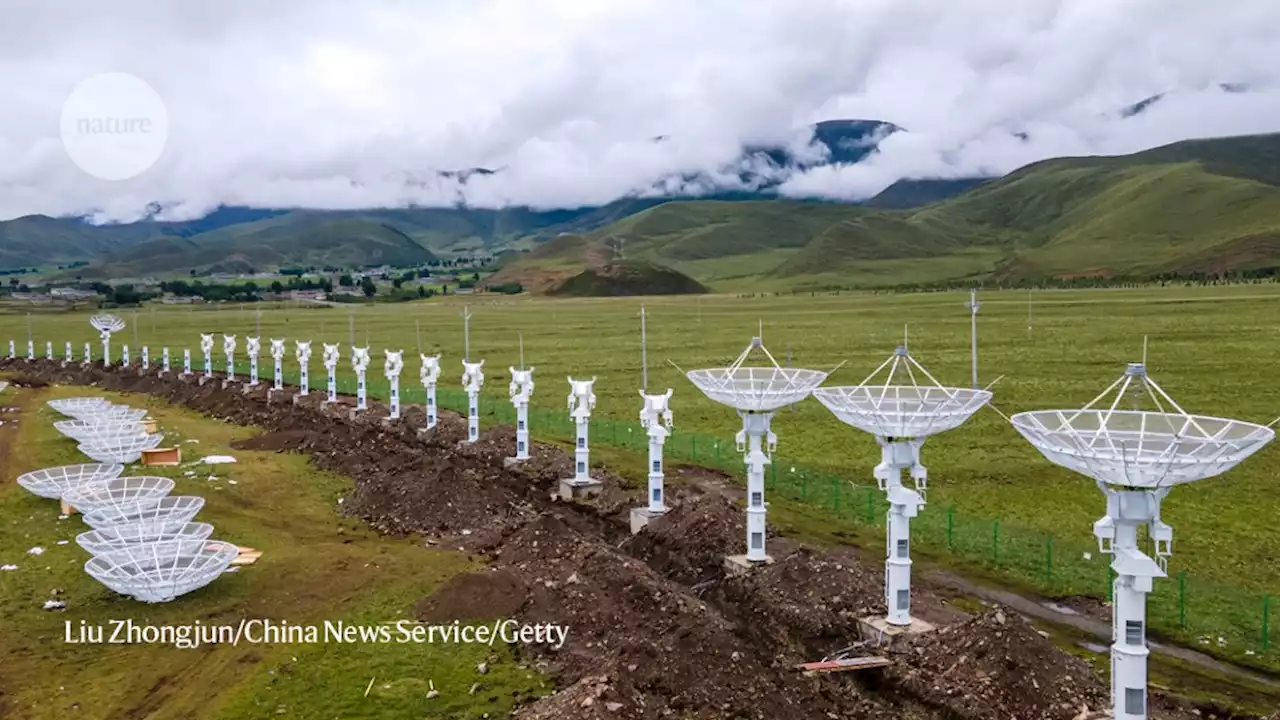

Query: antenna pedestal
left=463, top=387, right=481, bottom=444
left=559, top=417, right=602, bottom=500
left=46, top=341, right=54, bottom=362
left=141, top=346, right=149, bottom=371
left=560, top=378, right=601, bottom=499
left=388, top=376, right=401, bottom=420
left=355, top=371, right=368, bottom=412
left=273, top=360, right=284, bottom=390
left=425, top=382, right=438, bottom=430
left=1096, top=484, right=1169, bottom=720
left=875, top=439, right=927, bottom=627
left=733, top=411, right=776, bottom=564
left=162, top=348, right=170, bottom=376
left=631, top=392, right=674, bottom=534
left=63, top=342, right=72, bottom=367
left=324, top=365, right=337, bottom=404
left=248, top=356, right=259, bottom=387
left=7, top=340, right=13, bottom=359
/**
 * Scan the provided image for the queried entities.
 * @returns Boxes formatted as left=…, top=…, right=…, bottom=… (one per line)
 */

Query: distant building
left=50, top=287, right=100, bottom=300
left=289, top=289, right=328, bottom=302
left=10, top=292, right=52, bottom=303
left=454, top=287, right=474, bottom=295
left=162, top=294, right=203, bottom=305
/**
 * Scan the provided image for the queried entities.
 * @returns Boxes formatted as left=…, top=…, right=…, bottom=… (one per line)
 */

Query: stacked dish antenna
left=1012, top=362, right=1274, bottom=720
left=813, top=345, right=991, bottom=631
left=684, top=335, right=830, bottom=566
left=90, top=314, right=126, bottom=366
left=20, top=396, right=234, bottom=602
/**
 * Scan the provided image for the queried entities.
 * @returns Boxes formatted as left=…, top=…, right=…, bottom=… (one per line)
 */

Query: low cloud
left=1, top=0, right=1278, bottom=222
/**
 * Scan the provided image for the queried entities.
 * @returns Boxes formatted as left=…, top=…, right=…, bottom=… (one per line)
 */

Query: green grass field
left=4, top=284, right=1280, bottom=667
left=0, top=385, right=547, bottom=719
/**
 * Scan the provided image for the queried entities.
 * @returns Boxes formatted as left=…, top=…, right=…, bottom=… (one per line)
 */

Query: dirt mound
left=415, top=568, right=529, bottom=622
left=887, top=608, right=1108, bottom=719
left=231, top=429, right=322, bottom=452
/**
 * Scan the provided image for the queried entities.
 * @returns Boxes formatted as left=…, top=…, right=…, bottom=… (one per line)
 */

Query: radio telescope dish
left=84, top=538, right=237, bottom=602
left=82, top=496, right=206, bottom=529
left=78, top=433, right=163, bottom=464
left=54, top=419, right=146, bottom=442
left=686, top=337, right=828, bottom=412
left=89, top=314, right=126, bottom=333
left=1012, top=361, right=1274, bottom=719
left=76, top=521, right=215, bottom=556
left=1011, top=364, right=1273, bottom=489
left=93, top=405, right=148, bottom=422
left=813, top=345, right=992, bottom=630
left=683, top=335, right=830, bottom=565
left=16, top=463, right=125, bottom=499
left=48, top=397, right=110, bottom=417
left=61, top=476, right=174, bottom=515
left=813, top=347, right=992, bottom=439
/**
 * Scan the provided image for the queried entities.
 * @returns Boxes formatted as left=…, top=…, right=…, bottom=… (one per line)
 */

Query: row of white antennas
left=12, top=313, right=1276, bottom=720
left=680, top=330, right=1272, bottom=720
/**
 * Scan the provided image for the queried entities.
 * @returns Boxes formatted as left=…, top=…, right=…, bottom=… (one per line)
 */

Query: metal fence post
left=992, top=520, right=1000, bottom=564
left=1176, top=570, right=1185, bottom=628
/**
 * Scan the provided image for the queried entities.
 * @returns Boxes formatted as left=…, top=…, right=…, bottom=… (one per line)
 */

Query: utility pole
left=462, top=305, right=472, bottom=362
left=966, top=288, right=981, bottom=390
left=640, top=304, right=648, bottom=392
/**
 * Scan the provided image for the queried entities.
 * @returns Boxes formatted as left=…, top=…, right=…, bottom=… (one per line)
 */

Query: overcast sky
left=2, top=0, right=1279, bottom=223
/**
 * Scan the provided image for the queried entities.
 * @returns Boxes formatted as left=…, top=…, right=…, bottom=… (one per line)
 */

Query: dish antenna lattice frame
left=684, top=336, right=829, bottom=564
left=90, top=314, right=126, bottom=367
left=813, top=346, right=991, bottom=629
left=1011, top=362, right=1274, bottom=720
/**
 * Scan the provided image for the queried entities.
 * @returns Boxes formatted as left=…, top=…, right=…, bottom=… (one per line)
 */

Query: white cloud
left=1, top=0, right=1278, bottom=222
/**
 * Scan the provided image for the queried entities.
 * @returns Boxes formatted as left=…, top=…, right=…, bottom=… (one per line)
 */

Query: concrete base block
left=857, top=615, right=935, bottom=644
left=723, top=554, right=774, bottom=576
left=558, top=478, right=603, bottom=501
left=381, top=417, right=400, bottom=428
left=503, top=457, right=529, bottom=469
left=629, top=507, right=666, bottom=535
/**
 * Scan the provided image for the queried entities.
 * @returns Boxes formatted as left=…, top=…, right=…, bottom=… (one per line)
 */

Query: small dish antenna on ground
left=84, top=537, right=236, bottom=602
left=813, top=345, right=991, bottom=633
left=683, top=335, right=830, bottom=569
left=1011, top=361, right=1274, bottom=720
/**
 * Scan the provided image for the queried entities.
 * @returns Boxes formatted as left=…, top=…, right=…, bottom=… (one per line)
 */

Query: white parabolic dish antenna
left=78, top=433, right=163, bottom=464
left=685, top=338, right=829, bottom=413
left=48, top=397, right=111, bottom=417
left=16, top=463, right=125, bottom=500
left=84, top=538, right=237, bottom=603
left=813, top=346, right=992, bottom=439
left=90, top=314, right=126, bottom=333
left=1011, top=361, right=1274, bottom=720
left=82, top=495, right=206, bottom=529
left=62, top=476, right=175, bottom=515
left=812, top=345, right=992, bottom=629
left=77, top=521, right=215, bottom=556
left=54, top=419, right=146, bottom=442
left=1010, top=364, right=1273, bottom=489
left=684, top=336, right=831, bottom=564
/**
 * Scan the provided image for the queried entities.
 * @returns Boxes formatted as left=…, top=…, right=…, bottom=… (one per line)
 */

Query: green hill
left=0, top=216, right=154, bottom=269
left=491, top=133, right=1280, bottom=292
left=76, top=215, right=438, bottom=277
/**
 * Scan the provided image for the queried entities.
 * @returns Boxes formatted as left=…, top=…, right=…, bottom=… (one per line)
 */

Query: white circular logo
left=60, top=72, right=169, bottom=181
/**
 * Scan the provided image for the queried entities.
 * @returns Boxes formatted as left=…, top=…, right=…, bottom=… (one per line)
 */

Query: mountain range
left=3, top=97, right=1278, bottom=293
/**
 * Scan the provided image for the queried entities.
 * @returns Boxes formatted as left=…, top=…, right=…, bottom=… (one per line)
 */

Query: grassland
left=3, top=284, right=1280, bottom=662
left=0, top=384, right=547, bottom=719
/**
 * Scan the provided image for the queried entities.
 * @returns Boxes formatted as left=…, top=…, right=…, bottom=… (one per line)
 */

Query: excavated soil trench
left=1, top=358, right=1264, bottom=720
